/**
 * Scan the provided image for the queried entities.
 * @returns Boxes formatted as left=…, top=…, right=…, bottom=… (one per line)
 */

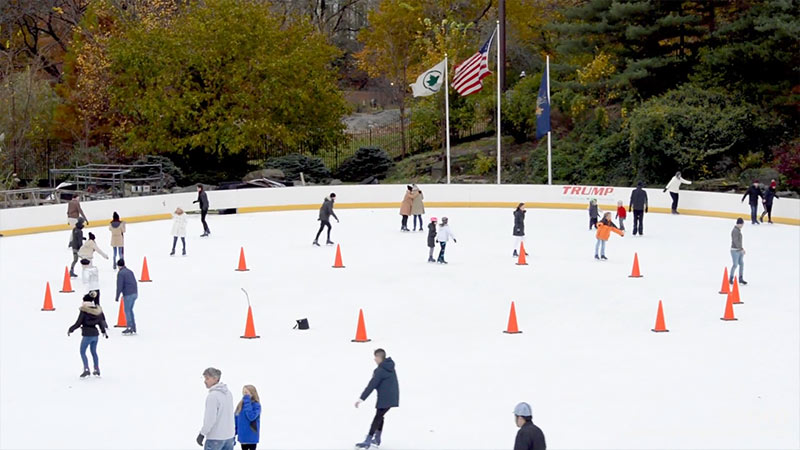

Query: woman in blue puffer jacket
left=235, top=385, right=262, bottom=449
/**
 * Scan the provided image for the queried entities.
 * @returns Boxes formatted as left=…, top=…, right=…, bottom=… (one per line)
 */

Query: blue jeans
left=730, top=249, right=744, bottom=280
left=80, top=336, right=99, bottom=369
left=749, top=204, right=758, bottom=224
left=437, top=242, right=447, bottom=262
left=113, top=247, right=124, bottom=268
left=123, top=293, right=138, bottom=332
left=204, top=438, right=234, bottom=450
left=595, top=239, right=606, bottom=257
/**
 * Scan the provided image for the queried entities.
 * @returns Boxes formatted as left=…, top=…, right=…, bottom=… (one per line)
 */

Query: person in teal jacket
left=235, top=385, right=261, bottom=450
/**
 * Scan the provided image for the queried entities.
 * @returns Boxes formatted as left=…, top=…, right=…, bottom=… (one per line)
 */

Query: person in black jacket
left=68, top=293, right=108, bottom=378
left=313, top=193, right=339, bottom=246
left=68, top=218, right=86, bottom=277
left=628, top=181, right=649, bottom=236
left=193, top=184, right=211, bottom=237
left=427, top=217, right=438, bottom=263
left=741, top=180, right=764, bottom=225
left=513, top=402, right=546, bottom=450
left=354, top=349, right=399, bottom=449
left=760, top=179, right=780, bottom=224
left=513, top=203, right=528, bottom=257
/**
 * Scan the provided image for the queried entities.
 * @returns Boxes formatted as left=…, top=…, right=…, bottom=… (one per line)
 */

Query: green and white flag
left=410, top=59, right=446, bottom=97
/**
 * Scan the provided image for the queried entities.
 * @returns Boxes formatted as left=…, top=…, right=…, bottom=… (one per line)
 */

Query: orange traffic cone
left=503, top=301, right=522, bottom=334
left=240, top=306, right=260, bottom=339
left=114, top=296, right=127, bottom=328
left=651, top=300, right=669, bottom=332
left=731, top=277, right=743, bottom=305
left=515, top=243, right=528, bottom=266
left=139, top=257, right=152, bottom=282
left=235, top=247, right=249, bottom=271
left=719, top=267, right=730, bottom=294
left=721, top=291, right=738, bottom=321
left=332, top=244, right=345, bottom=268
left=59, top=266, right=74, bottom=293
left=351, top=309, right=371, bottom=342
left=629, top=253, right=643, bottom=278
left=41, top=282, right=55, bottom=311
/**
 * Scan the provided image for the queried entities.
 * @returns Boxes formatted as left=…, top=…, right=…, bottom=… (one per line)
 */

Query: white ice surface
left=1, top=208, right=798, bottom=449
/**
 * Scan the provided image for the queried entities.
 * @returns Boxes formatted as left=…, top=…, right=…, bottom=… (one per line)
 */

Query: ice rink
left=1, top=207, right=799, bottom=449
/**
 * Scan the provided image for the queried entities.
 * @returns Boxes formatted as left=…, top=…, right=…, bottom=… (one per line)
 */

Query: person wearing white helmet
left=513, top=402, right=546, bottom=450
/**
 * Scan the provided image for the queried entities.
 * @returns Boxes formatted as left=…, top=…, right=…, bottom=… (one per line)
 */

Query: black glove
left=103, top=333, right=108, bottom=339
left=336, top=218, right=340, bottom=223
left=453, top=238, right=457, bottom=243
left=645, top=207, right=648, bottom=213
left=115, top=297, right=119, bottom=302
left=196, top=433, right=204, bottom=446
left=662, top=188, right=667, bottom=192
left=67, top=331, right=71, bottom=336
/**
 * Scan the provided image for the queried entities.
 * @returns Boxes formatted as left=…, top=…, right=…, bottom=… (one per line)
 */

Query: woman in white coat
left=663, top=171, right=692, bottom=214
left=171, top=207, right=188, bottom=256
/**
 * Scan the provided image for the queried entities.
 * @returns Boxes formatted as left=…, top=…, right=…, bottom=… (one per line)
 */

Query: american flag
left=452, top=31, right=495, bottom=96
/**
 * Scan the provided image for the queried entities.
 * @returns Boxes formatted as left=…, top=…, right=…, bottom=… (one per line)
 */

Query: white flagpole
left=496, top=21, right=501, bottom=185
left=445, top=55, right=451, bottom=185
left=546, top=54, right=552, bottom=185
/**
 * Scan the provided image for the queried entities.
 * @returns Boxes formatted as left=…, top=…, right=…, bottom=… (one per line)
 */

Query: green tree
left=107, top=0, right=348, bottom=180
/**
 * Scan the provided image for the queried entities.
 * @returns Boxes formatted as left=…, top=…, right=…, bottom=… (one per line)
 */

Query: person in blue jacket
left=235, top=385, right=261, bottom=450
left=114, top=259, right=138, bottom=335
left=354, top=348, right=399, bottom=449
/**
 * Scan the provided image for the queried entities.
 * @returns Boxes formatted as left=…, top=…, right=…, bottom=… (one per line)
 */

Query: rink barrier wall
left=1, top=184, right=798, bottom=236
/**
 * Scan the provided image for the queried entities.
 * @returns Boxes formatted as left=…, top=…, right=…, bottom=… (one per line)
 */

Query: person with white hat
left=513, top=402, right=546, bottom=450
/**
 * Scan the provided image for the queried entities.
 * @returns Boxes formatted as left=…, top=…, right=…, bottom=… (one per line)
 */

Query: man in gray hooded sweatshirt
left=197, top=367, right=235, bottom=450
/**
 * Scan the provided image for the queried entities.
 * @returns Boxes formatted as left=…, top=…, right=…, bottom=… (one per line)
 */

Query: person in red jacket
left=595, top=212, right=624, bottom=260
left=615, top=200, right=627, bottom=231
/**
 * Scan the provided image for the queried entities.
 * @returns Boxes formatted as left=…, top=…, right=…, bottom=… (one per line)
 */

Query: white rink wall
left=1, top=184, right=798, bottom=235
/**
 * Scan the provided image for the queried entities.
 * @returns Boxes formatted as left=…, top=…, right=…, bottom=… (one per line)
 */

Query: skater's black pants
left=632, top=210, right=644, bottom=235
left=70, top=250, right=79, bottom=274
left=413, top=215, right=422, bottom=230
left=368, top=407, right=390, bottom=435
left=749, top=203, right=758, bottom=224
left=761, top=202, right=773, bottom=222
left=315, top=220, right=332, bottom=242
left=670, top=192, right=679, bottom=212
left=401, top=215, right=409, bottom=229
left=589, top=217, right=598, bottom=229
left=172, top=236, right=186, bottom=252
left=241, top=445, right=257, bottom=450
left=200, top=208, right=210, bottom=233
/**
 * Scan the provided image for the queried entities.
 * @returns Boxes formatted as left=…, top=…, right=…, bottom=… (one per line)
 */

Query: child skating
left=588, top=199, right=599, bottom=230
left=170, top=207, right=187, bottom=256
left=615, top=200, right=626, bottom=231
left=427, top=217, right=438, bottom=262
left=436, top=217, right=456, bottom=264
left=595, top=212, right=624, bottom=260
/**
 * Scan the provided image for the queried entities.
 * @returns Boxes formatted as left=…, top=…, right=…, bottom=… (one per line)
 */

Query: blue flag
left=535, top=68, right=550, bottom=140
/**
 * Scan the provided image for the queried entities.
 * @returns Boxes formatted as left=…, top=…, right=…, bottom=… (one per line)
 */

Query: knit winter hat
left=736, top=218, right=744, bottom=225
left=113, top=212, right=120, bottom=221
left=441, top=217, right=448, bottom=224
left=430, top=217, right=437, bottom=222
left=770, top=180, right=777, bottom=188
left=88, top=232, right=96, bottom=240
left=637, top=181, right=643, bottom=188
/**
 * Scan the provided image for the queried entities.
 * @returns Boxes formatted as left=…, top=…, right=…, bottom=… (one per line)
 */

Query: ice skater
left=427, top=217, right=438, bottom=263
left=760, top=179, right=779, bottom=223
left=69, top=218, right=87, bottom=277
left=399, top=185, right=413, bottom=232
left=663, top=171, right=692, bottom=214
left=436, top=217, right=456, bottom=264
left=313, top=193, right=339, bottom=246
left=410, top=185, right=424, bottom=231
left=67, top=293, right=107, bottom=378
left=513, top=203, right=528, bottom=257
left=194, top=184, right=211, bottom=237
left=78, top=232, right=109, bottom=262
left=741, top=180, right=764, bottom=225
left=197, top=367, right=235, bottom=450
left=354, top=348, right=399, bottom=449
left=730, top=217, right=747, bottom=285
left=615, top=200, right=626, bottom=231
left=588, top=199, right=599, bottom=229
left=114, top=259, right=138, bottom=335
left=594, top=212, right=624, bottom=260
left=628, top=181, right=648, bottom=236
left=66, top=194, right=88, bottom=227
left=80, top=258, right=100, bottom=303
left=512, top=402, right=547, bottom=450
left=171, top=207, right=187, bottom=256
left=109, top=212, right=126, bottom=269
left=235, top=385, right=261, bottom=450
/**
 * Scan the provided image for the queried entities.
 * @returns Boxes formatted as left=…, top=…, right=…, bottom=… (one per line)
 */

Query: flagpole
left=496, top=20, right=501, bottom=185
left=445, top=55, right=451, bottom=185
left=546, top=54, right=552, bottom=185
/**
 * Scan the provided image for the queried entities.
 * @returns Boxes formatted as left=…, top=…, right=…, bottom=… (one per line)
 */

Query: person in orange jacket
left=595, top=212, right=624, bottom=260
